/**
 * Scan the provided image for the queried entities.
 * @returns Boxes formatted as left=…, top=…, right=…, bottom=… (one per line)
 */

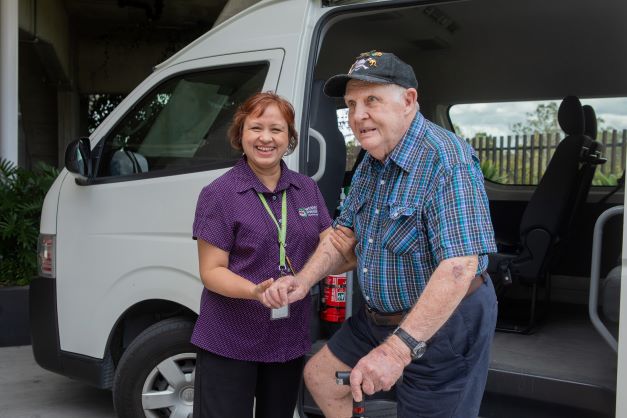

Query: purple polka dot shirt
left=192, top=157, right=332, bottom=362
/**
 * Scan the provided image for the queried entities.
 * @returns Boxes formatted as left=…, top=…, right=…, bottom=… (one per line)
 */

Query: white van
left=31, top=0, right=627, bottom=417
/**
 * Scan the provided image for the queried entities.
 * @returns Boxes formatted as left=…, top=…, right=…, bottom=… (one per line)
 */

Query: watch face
left=412, top=341, right=427, bottom=359
left=394, top=327, right=427, bottom=360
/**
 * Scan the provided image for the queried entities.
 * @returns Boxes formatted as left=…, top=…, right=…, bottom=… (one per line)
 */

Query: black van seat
left=308, top=80, right=347, bottom=215
left=488, top=96, right=605, bottom=333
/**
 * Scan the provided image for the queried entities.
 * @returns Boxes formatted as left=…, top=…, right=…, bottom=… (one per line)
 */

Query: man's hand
left=260, top=275, right=310, bottom=308
left=329, top=226, right=357, bottom=264
left=349, top=338, right=411, bottom=402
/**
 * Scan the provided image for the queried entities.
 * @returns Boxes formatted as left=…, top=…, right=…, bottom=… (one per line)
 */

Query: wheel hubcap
left=141, top=352, right=196, bottom=418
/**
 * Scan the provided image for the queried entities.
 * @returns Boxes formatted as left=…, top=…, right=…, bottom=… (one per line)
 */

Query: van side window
left=449, top=98, right=627, bottom=186
left=95, top=63, right=269, bottom=178
left=336, top=108, right=361, bottom=171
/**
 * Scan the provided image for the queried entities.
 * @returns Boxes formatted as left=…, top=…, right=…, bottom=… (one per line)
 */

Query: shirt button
left=365, top=296, right=370, bottom=301
left=380, top=180, right=385, bottom=185
left=368, top=238, right=373, bottom=244
left=363, top=267, right=368, bottom=273
left=374, top=209, right=380, bottom=215
left=272, top=195, right=277, bottom=201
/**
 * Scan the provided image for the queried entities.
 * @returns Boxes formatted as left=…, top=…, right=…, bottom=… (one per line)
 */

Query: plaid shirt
left=335, top=112, right=497, bottom=312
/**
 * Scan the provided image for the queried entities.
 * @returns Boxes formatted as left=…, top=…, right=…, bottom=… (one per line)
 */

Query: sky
left=449, top=97, right=627, bottom=139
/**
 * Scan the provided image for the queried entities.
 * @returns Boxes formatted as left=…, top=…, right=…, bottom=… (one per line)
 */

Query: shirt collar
left=235, top=157, right=302, bottom=194
left=388, top=112, right=426, bottom=172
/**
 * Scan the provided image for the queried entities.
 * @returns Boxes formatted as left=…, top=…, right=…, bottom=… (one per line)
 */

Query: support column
left=0, top=0, right=19, bottom=165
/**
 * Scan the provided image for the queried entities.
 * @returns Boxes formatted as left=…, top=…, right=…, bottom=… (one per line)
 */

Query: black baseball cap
left=323, top=50, right=418, bottom=98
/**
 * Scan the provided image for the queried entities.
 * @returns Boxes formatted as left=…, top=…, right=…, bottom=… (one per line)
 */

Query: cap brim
left=323, top=73, right=394, bottom=98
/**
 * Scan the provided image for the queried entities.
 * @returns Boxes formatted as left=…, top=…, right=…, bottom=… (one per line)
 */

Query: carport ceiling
left=65, top=0, right=228, bottom=31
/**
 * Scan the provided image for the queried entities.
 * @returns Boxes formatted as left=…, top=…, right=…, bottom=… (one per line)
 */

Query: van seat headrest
left=558, top=95, right=585, bottom=135
left=583, top=104, right=598, bottom=140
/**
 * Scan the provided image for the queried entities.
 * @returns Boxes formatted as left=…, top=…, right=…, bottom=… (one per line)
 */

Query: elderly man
left=262, top=51, right=497, bottom=418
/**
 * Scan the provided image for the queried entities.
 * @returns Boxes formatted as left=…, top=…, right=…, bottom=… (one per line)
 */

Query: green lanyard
left=257, top=190, right=289, bottom=273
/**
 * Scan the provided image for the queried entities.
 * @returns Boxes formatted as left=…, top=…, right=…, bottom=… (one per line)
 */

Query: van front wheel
left=113, top=317, right=196, bottom=418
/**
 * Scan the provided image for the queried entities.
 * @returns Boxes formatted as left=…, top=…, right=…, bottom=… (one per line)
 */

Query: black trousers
left=193, top=349, right=305, bottom=418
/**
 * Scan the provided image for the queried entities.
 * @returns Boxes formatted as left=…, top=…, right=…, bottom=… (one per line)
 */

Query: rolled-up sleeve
left=424, top=162, right=497, bottom=265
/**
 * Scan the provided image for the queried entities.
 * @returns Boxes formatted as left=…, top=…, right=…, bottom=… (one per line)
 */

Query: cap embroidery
left=348, top=50, right=383, bottom=74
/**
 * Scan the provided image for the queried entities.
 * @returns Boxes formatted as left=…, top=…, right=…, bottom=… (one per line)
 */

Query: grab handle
left=589, top=205, right=623, bottom=352
left=308, top=128, right=327, bottom=182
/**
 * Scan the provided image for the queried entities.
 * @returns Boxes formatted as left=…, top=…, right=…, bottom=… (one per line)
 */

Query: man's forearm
left=298, top=232, right=348, bottom=287
left=398, top=255, right=478, bottom=342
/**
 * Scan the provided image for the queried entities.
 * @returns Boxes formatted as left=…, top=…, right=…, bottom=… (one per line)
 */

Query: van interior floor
left=487, top=303, right=617, bottom=416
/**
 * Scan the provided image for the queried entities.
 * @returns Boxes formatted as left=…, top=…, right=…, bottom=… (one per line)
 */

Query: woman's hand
left=198, top=240, right=277, bottom=301
left=252, top=278, right=275, bottom=302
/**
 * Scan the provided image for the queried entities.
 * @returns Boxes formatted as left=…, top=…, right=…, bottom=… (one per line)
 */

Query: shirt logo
left=298, top=206, right=319, bottom=217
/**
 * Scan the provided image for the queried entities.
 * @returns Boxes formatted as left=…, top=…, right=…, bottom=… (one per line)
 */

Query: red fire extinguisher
left=320, top=272, right=347, bottom=323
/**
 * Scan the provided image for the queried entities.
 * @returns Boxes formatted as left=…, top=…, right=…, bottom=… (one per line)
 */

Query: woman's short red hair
left=228, top=91, right=299, bottom=154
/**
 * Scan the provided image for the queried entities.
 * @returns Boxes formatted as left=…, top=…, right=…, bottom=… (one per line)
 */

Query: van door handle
left=309, top=128, right=327, bottom=182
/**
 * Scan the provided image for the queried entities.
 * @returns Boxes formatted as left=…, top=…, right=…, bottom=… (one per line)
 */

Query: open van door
left=301, top=0, right=627, bottom=417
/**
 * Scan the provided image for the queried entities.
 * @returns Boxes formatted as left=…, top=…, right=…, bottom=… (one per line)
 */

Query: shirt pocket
left=382, top=204, right=420, bottom=255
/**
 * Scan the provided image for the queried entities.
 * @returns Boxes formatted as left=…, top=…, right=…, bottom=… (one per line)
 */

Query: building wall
left=15, top=0, right=225, bottom=168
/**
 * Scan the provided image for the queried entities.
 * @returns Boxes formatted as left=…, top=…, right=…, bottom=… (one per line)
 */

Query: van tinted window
left=95, top=63, right=269, bottom=178
left=450, top=98, right=627, bottom=186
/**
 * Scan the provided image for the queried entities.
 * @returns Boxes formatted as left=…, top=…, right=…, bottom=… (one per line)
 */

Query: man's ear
left=404, top=88, right=418, bottom=111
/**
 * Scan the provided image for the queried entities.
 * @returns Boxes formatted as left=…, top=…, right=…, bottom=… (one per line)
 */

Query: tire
left=113, top=317, right=196, bottom=418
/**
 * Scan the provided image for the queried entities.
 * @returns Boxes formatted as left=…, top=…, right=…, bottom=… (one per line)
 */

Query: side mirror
left=65, top=137, right=93, bottom=180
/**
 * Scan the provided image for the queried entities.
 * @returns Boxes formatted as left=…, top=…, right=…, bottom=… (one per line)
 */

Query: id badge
left=271, top=304, right=289, bottom=320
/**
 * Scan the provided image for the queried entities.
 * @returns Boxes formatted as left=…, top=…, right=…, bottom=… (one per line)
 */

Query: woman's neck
left=248, top=161, right=281, bottom=192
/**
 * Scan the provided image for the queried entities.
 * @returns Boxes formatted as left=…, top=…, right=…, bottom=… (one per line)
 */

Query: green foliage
left=345, top=140, right=361, bottom=171
left=510, top=101, right=607, bottom=138
left=480, top=160, right=509, bottom=184
left=592, top=170, right=620, bottom=186
left=511, top=102, right=560, bottom=136
left=0, top=159, right=59, bottom=287
left=87, top=93, right=125, bottom=133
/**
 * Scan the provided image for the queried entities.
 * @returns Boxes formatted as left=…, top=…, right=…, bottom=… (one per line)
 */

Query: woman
left=192, top=92, right=352, bottom=418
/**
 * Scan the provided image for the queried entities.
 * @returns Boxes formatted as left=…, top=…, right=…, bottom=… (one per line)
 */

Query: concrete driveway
left=0, top=345, right=303, bottom=418
left=0, top=345, right=115, bottom=418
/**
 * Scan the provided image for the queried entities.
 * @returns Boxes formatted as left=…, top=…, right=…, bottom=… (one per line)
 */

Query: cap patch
left=348, top=51, right=384, bottom=74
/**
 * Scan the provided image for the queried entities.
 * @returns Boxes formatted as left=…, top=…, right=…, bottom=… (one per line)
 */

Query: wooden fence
left=467, top=130, right=627, bottom=185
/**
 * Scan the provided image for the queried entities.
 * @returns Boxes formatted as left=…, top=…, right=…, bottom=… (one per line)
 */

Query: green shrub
left=0, top=159, right=59, bottom=287
left=592, top=170, right=620, bottom=187
left=480, top=160, right=509, bottom=184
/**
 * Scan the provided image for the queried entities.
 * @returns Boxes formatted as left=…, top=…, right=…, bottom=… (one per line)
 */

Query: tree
left=511, top=102, right=560, bottom=136
left=87, top=94, right=125, bottom=133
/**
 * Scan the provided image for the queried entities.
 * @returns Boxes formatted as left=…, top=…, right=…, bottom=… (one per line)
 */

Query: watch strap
left=393, top=326, right=427, bottom=360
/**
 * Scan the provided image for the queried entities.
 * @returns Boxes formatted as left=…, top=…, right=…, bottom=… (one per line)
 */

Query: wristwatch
left=393, top=327, right=427, bottom=360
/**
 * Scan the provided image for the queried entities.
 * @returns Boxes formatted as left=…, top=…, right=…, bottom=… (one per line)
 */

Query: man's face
left=344, top=80, right=413, bottom=160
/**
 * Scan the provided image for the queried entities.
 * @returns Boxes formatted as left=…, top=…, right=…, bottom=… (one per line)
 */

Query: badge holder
left=271, top=264, right=292, bottom=320
left=271, top=304, right=290, bottom=320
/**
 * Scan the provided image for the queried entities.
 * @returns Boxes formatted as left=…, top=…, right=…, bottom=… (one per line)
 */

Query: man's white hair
left=346, top=80, right=419, bottom=111
left=390, top=84, right=419, bottom=111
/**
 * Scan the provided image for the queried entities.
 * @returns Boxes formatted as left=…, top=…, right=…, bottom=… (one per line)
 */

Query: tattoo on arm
left=452, top=264, right=465, bottom=281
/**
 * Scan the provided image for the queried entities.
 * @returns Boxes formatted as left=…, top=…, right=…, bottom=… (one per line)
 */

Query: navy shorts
left=327, top=277, right=498, bottom=418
